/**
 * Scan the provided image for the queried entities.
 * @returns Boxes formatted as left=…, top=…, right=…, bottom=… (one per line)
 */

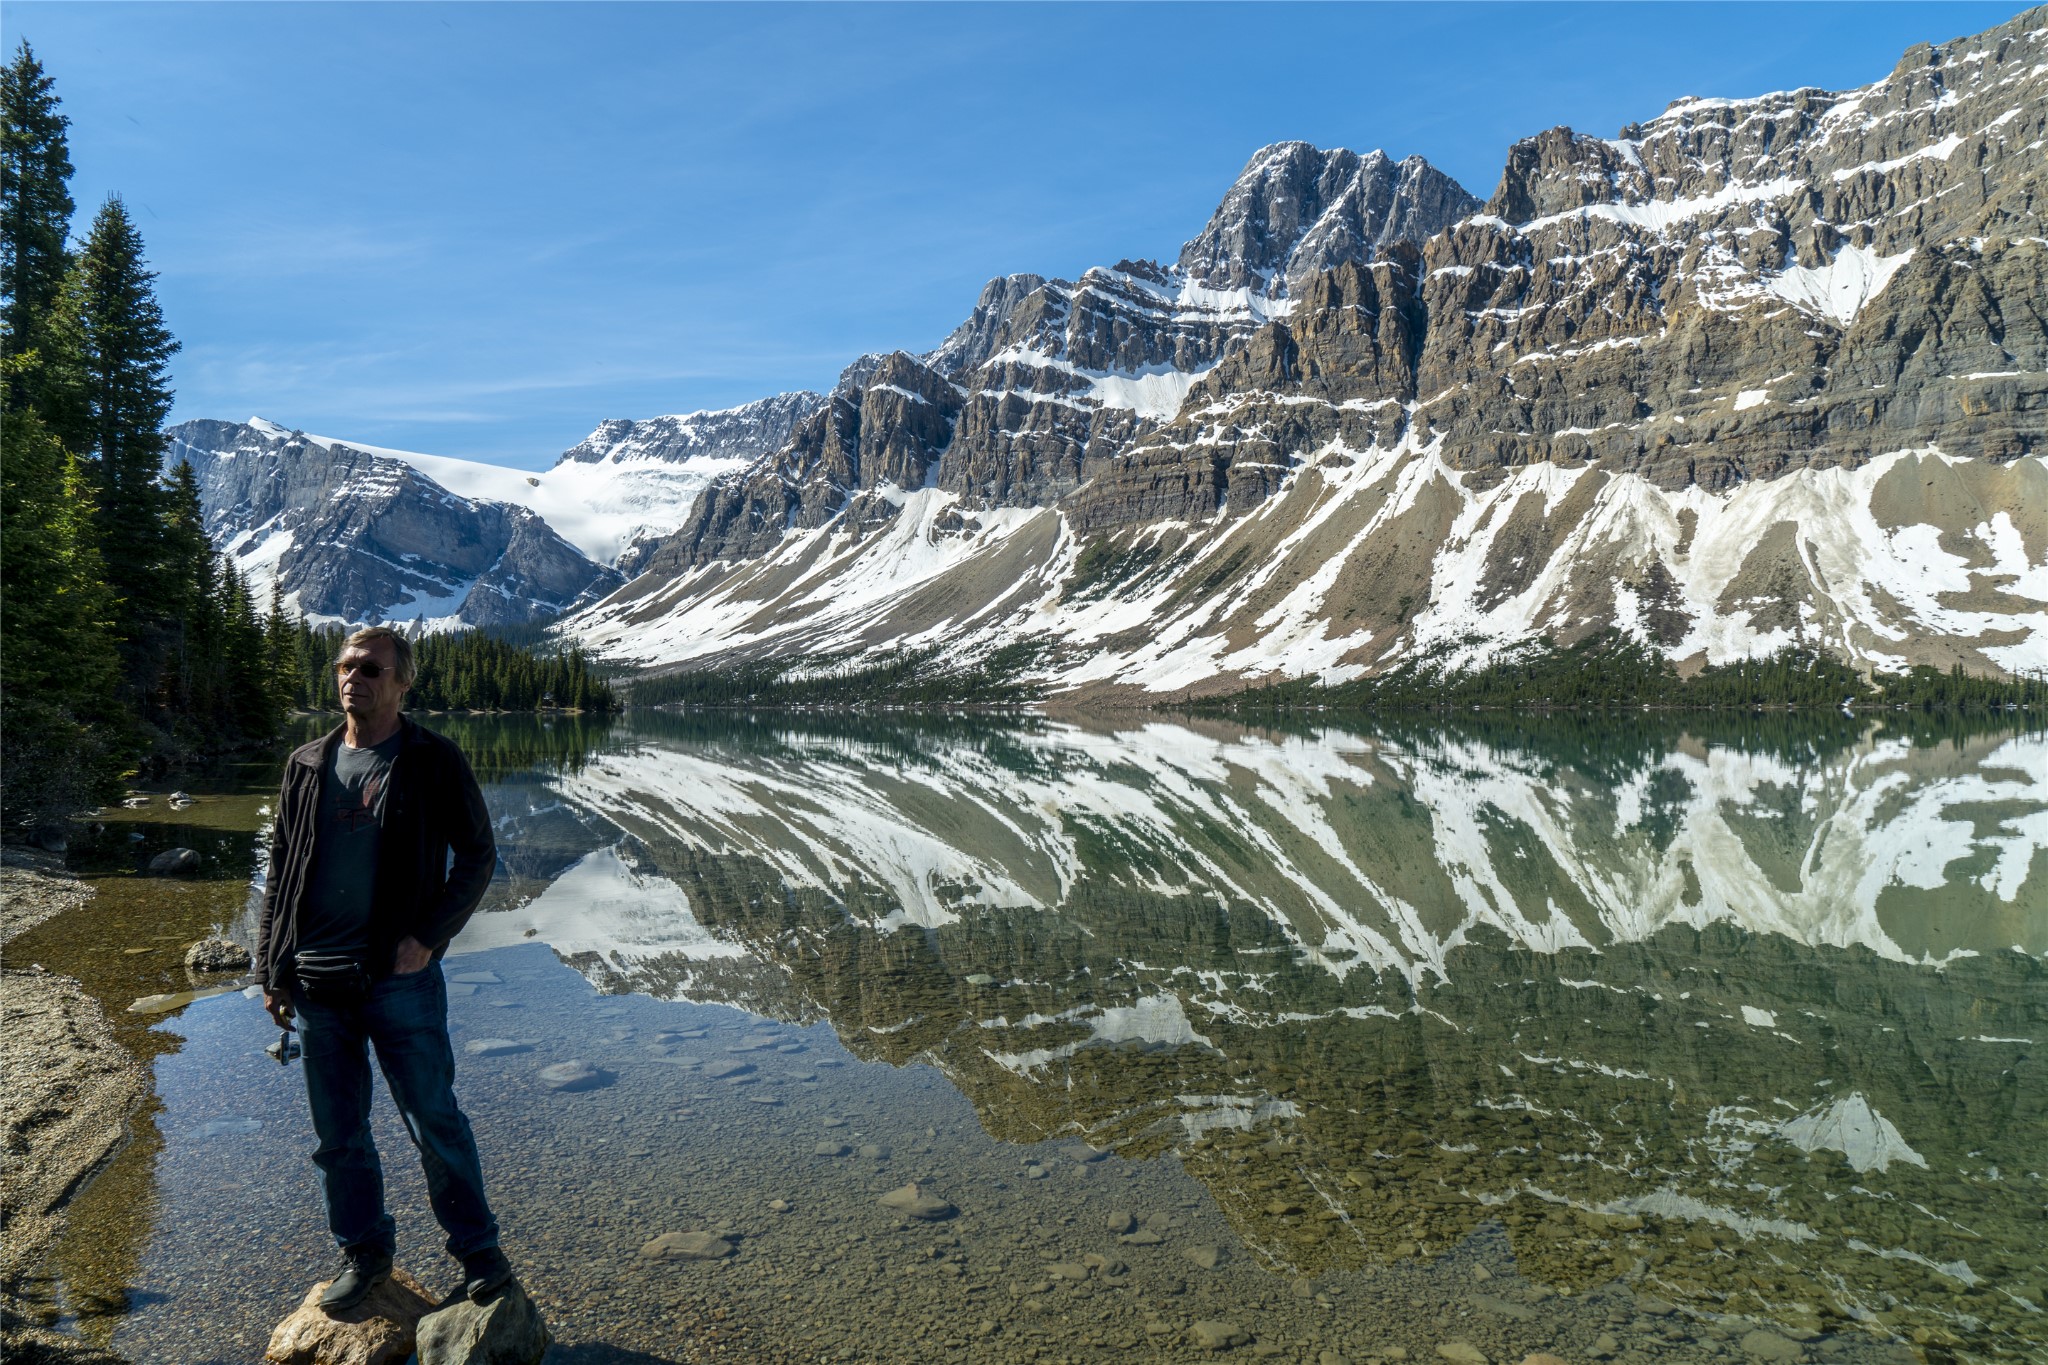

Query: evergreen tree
left=263, top=579, right=302, bottom=720
left=217, top=559, right=271, bottom=739
left=0, top=403, right=130, bottom=828
left=67, top=196, right=179, bottom=659
left=159, top=457, right=209, bottom=624
left=171, top=529, right=220, bottom=728
left=0, top=41, right=75, bottom=408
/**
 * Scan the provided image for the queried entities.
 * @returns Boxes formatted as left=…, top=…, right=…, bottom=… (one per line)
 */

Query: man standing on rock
left=257, top=625, right=514, bottom=1311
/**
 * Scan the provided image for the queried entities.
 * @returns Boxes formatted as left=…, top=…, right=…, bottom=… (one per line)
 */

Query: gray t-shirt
left=296, top=732, right=402, bottom=957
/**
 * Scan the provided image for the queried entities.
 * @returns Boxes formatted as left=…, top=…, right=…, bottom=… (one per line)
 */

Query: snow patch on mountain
left=255, top=417, right=752, bottom=568
left=575, top=486, right=1062, bottom=668
left=1762, top=245, right=1915, bottom=326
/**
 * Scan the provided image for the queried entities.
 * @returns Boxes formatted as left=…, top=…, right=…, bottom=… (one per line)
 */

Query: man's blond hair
left=339, top=625, right=416, bottom=686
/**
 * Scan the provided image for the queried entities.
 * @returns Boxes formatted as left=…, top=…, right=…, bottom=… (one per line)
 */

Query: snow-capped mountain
left=547, top=391, right=825, bottom=572
left=178, top=10, right=2046, bottom=675
left=569, top=9, right=2047, bottom=689
left=166, top=418, right=621, bottom=627
left=165, top=394, right=822, bottom=626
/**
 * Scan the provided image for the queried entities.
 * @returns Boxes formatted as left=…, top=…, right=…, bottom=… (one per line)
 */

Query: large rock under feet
left=264, top=1267, right=434, bottom=1365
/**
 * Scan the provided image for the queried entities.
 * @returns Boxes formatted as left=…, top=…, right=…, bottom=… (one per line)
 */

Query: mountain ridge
left=173, top=8, right=2047, bottom=678
left=165, top=392, right=823, bottom=624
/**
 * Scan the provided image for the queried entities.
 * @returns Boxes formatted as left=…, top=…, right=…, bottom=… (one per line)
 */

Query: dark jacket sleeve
left=255, top=773, right=292, bottom=985
left=416, top=741, right=496, bottom=950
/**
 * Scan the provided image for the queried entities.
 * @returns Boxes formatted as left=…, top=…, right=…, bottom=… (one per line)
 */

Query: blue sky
left=9, top=1, right=2028, bottom=470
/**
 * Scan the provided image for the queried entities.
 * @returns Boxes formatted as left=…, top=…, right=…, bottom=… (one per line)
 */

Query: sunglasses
left=334, top=660, right=392, bottom=678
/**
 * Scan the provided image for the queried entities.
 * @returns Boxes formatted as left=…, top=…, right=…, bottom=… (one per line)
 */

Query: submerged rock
left=536, top=1060, right=611, bottom=1092
left=878, top=1182, right=956, bottom=1221
left=128, top=985, right=238, bottom=1014
left=263, top=1266, right=434, bottom=1365
left=184, top=937, right=251, bottom=972
left=1190, top=1320, right=1250, bottom=1350
left=639, top=1230, right=736, bottom=1261
left=147, top=847, right=200, bottom=875
left=464, top=1039, right=534, bottom=1057
left=1738, top=1331, right=1804, bottom=1363
left=415, top=1279, right=551, bottom=1364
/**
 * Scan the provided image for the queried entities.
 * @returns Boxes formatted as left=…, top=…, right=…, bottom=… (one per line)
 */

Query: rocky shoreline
left=1, top=849, right=147, bottom=1365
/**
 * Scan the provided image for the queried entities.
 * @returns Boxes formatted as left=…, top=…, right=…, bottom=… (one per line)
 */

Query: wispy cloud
left=164, top=221, right=434, bottom=280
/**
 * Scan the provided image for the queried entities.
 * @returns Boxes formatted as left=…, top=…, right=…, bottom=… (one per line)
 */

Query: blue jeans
left=293, top=962, right=499, bottom=1260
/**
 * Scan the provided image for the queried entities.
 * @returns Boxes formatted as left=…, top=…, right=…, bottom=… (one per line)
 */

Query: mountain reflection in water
left=442, top=713, right=2044, bottom=1356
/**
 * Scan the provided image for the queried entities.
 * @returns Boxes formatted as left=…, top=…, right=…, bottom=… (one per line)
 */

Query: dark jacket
left=257, top=714, right=497, bottom=991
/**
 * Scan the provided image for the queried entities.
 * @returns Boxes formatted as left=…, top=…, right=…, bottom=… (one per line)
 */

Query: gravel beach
left=1, top=849, right=147, bottom=1363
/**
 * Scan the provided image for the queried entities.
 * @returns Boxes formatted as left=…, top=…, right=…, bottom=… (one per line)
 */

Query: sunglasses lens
left=336, top=662, right=385, bottom=678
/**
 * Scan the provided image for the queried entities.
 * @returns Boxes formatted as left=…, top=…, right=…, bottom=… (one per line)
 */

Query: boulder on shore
left=263, top=1266, right=434, bottom=1365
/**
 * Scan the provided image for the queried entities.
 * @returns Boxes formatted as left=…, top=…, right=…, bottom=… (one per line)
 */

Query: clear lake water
left=12, top=710, right=2044, bottom=1365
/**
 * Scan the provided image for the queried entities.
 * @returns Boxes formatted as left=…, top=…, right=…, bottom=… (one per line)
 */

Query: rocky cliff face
left=572, top=9, right=2047, bottom=686
left=642, top=352, right=967, bottom=573
left=1177, top=144, right=1481, bottom=293
left=166, top=418, right=622, bottom=627
left=591, top=144, right=1477, bottom=629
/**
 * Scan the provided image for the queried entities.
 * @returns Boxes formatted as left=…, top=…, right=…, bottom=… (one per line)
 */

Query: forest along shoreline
left=0, top=848, right=147, bottom=1363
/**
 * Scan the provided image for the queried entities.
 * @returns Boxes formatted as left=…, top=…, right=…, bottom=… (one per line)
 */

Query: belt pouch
left=293, top=950, right=370, bottom=1007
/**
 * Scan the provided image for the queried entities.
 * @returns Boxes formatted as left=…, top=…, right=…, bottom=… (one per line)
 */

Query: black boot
left=319, top=1245, right=393, bottom=1312
left=461, top=1245, right=514, bottom=1303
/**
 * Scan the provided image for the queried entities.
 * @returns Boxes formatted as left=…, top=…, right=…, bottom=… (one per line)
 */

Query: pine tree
left=159, top=458, right=209, bottom=622
left=171, top=532, right=220, bottom=729
left=0, top=403, right=130, bottom=828
left=0, top=41, right=75, bottom=412
left=67, top=196, right=179, bottom=661
left=217, top=559, right=272, bottom=740
left=263, top=579, right=302, bottom=722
